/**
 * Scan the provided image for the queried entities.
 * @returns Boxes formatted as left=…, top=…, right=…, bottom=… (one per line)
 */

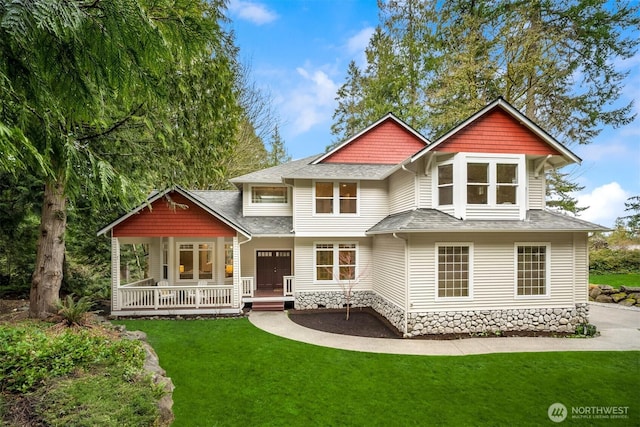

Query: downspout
left=393, top=232, right=410, bottom=336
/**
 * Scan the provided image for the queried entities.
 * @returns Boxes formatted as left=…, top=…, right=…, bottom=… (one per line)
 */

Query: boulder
left=619, top=298, right=636, bottom=307
left=598, top=285, right=614, bottom=292
left=629, top=293, right=640, bottom=301
left=621, top=286, right=640, bottom=293
left=611, top=292, right=628, bottom=303
left=595, top=294, right=613, bottom=303
left=589, top=287, right=602, bottom=299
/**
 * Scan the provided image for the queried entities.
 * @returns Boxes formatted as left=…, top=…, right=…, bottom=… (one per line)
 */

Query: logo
left=548, top=403, right=568, bottom=423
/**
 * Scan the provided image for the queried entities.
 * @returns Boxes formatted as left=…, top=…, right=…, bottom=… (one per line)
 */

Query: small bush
left=56, top=294, right=94, bottom=326
left=589, top=249, right=640, bottom=274
left=0, top=324, right=145, bottom=393
left=575, top=323, right=597, bottom=337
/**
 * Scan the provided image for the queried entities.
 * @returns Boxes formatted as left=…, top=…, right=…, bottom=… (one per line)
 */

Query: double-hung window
left=467, top=161, right=518, bottom=205
left=178, top=243, right=213, bottom=281
left=314, top=182, right=358, bottom=215
left=438, top=164, right=453, bottom=205
left=436, top=244, right=472, bottom=299
left=516, top=244, right=549, bottom=297
left=314, top=243, right=357, bottom=282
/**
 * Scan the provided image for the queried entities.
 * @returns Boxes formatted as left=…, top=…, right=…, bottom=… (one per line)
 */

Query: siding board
left=372, top=235, right=406, bottom=308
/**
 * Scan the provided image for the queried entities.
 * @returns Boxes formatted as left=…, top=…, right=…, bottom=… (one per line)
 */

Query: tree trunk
left=30, top=180, right=67, bottom=318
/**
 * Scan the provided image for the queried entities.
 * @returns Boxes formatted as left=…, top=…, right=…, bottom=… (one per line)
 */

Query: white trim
left=248, top=184, right=291, bottom=206
left=175, top=241, right=215, bottom=283
left=434, top=242, right=474, bottom=302
left=514, top=242, right=551, bottom=299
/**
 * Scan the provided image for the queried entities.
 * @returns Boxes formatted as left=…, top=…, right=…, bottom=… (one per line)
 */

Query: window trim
left=434, top=242, right=474, bottom=301
left=313, top=241, right=359, bottom=284
left=437, top=162, right=454, bottom=206
left=249, top=185, right=290, bottom=206
left=514, top=242, right=551, bottom=299
left=312, top=181, right=360, bottom=216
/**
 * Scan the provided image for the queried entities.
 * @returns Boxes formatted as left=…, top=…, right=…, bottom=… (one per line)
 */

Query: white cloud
left=575, top=182, right=630, bottom=227
left=280, top=66, right=339, bottom=135
left=228, top=0, right=277, bottom=25
left=346, top=26, right=374, bottom=67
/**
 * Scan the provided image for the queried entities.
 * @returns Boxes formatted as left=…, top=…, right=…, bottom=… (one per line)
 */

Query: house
left=98, top=98, right=607, bottom=335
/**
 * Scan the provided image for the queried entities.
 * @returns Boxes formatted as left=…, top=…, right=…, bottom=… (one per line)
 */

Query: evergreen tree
left=266, top=125, right=291, bottom=167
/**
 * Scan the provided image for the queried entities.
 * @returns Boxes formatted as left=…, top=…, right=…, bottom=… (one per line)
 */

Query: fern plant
left=56, top=294, right=94, bottom=326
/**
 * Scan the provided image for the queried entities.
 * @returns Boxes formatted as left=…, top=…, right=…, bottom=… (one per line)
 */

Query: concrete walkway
left=249, top=304, right=640, bottom=355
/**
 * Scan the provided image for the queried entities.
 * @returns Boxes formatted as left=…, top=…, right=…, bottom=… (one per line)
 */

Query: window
left=251, top=186, right=288, bottom=204
left=496, top=164, right=517, bottom=204
left=162, top=242, right=168, bottom=280
left=438, top=164, right=453, bottom=205
left=437, top=244, right=471, bottom=298
left=314, top=182, right=358, bottom=215
left=178, top=243, right=213, bottom=281
left=467, top=163, right=489, bottom=204
left=516, top=244, right=548, bottom=296
left=314, top=243, right=357, bottom=282
left=224, top=243, right=233, bottom=278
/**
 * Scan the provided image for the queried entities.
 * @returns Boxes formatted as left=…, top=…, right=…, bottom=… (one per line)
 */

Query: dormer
left=412, top=98, right=581, bottom=220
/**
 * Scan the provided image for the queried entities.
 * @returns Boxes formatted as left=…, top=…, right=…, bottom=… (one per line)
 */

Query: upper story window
left=467, top=161, right=518, bottom=205
left=314, top=181, right=358, bottom=215
left=438, top=164, right=453, bottom=205
left=251, top=186, right=288, bottom=204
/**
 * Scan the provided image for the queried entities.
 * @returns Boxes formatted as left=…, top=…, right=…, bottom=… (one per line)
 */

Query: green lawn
left=590, top=273, right=640, bottom=288
left=118, top=318, right=638, bottom=426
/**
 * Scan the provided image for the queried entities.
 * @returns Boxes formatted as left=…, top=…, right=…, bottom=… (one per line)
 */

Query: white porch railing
left=121, top=277, right=155, bottom=287
left=241, top=277, right=254, bottom=297
left=284, top=276, right=295, bottom=296
left=118, top=285, right=233, bottom=310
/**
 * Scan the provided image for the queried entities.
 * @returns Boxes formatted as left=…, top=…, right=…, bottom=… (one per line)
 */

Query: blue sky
left=227, top=0, right=640, bottom=228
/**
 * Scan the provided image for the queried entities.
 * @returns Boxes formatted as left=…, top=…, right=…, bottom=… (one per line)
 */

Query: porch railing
left=241, top=277, right=254, bottom=297
left=121, top=277, right=155, bottom=287
left=284, top=276, right=295, bottom=296
left=118, top=285, right=233, bottom=310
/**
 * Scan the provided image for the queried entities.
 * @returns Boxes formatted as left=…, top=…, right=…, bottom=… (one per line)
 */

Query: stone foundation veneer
left=406, top=304, right=589, bottom=336
left=295, top=291, right=589, bottom=337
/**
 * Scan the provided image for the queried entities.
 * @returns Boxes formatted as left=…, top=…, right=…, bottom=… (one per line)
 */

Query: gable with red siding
left=436, top=108, right=562, bottom=156
left=113, top=192, right=236, bottom=237
left=322, top=119, right=428, bottom=164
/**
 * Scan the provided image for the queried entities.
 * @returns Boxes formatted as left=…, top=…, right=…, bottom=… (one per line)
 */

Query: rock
left=611, top=292, right=628, bottom=303
left=595, top=294, right=613, bottom=303
left=628, top=293, right=640, bottom=301
left=589, top=287, right=602, bottom=299
left=598, top=285, right=614, bottom=291
left=619, top=298, right=636, bottom=307
left=621, top=286, right=640, bottom=293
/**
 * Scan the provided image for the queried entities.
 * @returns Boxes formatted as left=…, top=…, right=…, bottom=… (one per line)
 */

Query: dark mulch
left=288, top=307, right=574, bottom=340
left=288, top=307, right=403, bottom=338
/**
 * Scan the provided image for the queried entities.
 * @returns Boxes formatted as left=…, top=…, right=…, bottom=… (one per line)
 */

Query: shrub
left=589, top=249, right=640, bottom=274
left=0, top=324, right=144, bottom=393
left=575, top=323, right=597, bottom=337
left=56, top=294, right=94, bottom=326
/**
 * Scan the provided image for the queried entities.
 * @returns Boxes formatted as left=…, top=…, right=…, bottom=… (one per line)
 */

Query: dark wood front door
left=256, top=250, right=291, bottom=291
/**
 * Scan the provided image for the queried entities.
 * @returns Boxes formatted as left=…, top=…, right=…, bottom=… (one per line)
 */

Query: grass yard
left=118, top=318, right=638, bottom=426
left=590, top=273, right=640, bottom=289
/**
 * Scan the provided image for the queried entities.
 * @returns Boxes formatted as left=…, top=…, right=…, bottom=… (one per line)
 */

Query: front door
left=256, top=250, right=291, bottom=292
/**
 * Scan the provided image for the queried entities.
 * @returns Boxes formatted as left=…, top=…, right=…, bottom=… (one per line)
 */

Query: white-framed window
left=436, top=243, right=473, bottom=300
left=314, top=242, right=357, bottom=282
left=224, top=243, right=233, bottom=278
left=178, top=243, right=213, bottom=281
left=515, top=243, right=550, bottom=297
left=250, top=186, right=288, bottom=204
left=437, top=163, right=453, bottom=205
left=314, top=181, right=358, bottom=215
left=162, top=241, right=168, bottom=280
left=467, top=160, right=518, bottom=205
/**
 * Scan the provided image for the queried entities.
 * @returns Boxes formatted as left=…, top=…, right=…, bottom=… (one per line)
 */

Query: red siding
left=322, top=119, right=427, bottom=164
left=437, top=108, right=562, bottom=155
left=113, top=192, right=236, bottom=237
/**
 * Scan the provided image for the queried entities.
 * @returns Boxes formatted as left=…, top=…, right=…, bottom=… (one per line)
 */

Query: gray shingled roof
left=229, top=155, right=319, bottom=184
left=191, top=190, right=293, bottom=236
left=367, top=209, right=609, bottom=234
left=229, top=154, right=400, bottom=183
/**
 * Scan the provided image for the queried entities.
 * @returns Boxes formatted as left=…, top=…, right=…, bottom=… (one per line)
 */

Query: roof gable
left=314, top=113, right=429, bottom=165
left=98, top=187, right=250, bottom=237
left=412, top=98, right=581, bottom=167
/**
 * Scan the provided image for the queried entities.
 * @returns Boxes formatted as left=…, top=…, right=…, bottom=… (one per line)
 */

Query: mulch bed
left=288, top=307, right=573, bottom=340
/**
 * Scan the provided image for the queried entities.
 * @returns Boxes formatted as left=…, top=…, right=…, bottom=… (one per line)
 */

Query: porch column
left=111, top=235, right=121, bottom=311
left=232, top=235, right=240, bottom=308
